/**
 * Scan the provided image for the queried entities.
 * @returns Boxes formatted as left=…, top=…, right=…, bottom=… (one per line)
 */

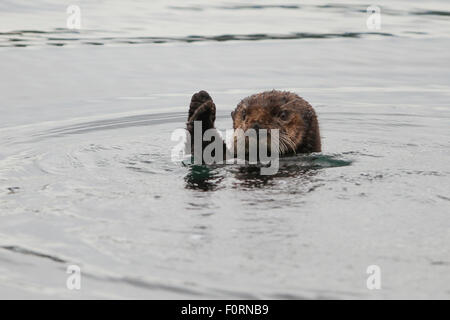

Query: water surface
left=0, top=0, right=449, bottom=299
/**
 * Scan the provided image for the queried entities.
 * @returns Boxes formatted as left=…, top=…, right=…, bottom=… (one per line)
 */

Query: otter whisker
left=280, top=134, right=292, bottom=155
left=280, top=134, right=287, bottom=154
left=280, top=140, right=286, bottom=154
left=279, top=134, right=286, bottom=154
left=279, top=133, right=297, bottom=155
left=287, top=136, right=297, bottom=154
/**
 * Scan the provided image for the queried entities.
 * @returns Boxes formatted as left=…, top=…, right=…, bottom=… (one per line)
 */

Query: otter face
left=231, top=99, right=306, bottom=155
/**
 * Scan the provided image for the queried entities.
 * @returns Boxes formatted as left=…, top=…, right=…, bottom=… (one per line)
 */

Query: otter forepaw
left=187, top=91, right=216, bottom=132
left=187, top=100, right=216, bottom=133
left=188, top=90, right=213, bottom=119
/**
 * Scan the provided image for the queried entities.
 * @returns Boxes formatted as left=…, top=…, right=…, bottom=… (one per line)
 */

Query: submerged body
left=186, top=90, right=321, bottom=159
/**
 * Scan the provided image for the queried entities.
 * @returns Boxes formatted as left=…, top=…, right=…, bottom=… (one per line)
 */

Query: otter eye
left=279, top=110, right=289, bottom=121
left=242, top=109, right=247, bottom=120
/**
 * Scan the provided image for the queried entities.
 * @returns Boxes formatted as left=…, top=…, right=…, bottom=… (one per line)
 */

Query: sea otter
left=186, top=90, right=321, bottom=161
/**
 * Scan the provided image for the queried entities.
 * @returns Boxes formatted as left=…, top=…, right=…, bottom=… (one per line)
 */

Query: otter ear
left=231, top=110, right=235, bottom=119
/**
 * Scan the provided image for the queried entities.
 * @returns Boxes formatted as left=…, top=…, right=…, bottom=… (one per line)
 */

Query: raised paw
left=187, top=100, right=216, bottom=134
left=187, top=90, right=216, bottom=134
left=188, top=90, right=213, bottom=120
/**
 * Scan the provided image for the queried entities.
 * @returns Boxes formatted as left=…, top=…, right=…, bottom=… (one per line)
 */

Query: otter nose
left=252, top=122, right=261, bottom=132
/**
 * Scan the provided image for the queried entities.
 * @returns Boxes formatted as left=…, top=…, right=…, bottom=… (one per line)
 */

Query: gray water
left=0, top=0, right=449, bottom=299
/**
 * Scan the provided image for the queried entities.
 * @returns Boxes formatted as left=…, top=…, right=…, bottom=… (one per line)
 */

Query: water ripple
left=0, top=31, right=395, bottom=48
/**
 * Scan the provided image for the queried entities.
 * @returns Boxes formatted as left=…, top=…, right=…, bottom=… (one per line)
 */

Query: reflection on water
left=184, top=165, right=225, bottom=192
left=184, top=154, right=352, bottom=191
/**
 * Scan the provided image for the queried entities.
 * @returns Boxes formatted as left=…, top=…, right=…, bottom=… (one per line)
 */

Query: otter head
left=231, top=90, right=321, bottom=156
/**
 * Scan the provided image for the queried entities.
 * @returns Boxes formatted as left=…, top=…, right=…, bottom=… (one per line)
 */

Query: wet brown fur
left=187, top=90, right=321, bottom=156
left=231, top=90, right=321, bottom=153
